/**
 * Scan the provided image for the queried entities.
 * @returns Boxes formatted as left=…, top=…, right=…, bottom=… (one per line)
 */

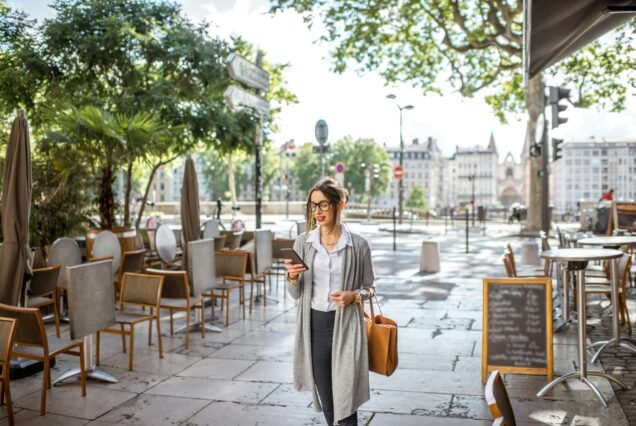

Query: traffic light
left=548, top=86, right=570, bottom=129
left=529, top=143, right=541, bottom=158
left=552, top=138, right=564, bottom=162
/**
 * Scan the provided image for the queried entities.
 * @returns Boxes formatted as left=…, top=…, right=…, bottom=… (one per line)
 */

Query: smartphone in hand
left=280, top=248, right=309, bottom=270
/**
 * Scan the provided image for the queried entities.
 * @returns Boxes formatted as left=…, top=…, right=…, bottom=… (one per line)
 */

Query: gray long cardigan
left=287, top=230, right=376, bottom=422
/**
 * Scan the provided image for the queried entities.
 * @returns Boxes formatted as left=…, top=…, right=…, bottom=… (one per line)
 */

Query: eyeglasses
left=307, top=201, right=331, bottom=212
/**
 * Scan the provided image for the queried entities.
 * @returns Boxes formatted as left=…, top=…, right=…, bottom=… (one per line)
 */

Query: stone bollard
left=521, top=241, right=541, bottom=266
left=420, top=241, right=440, bottom=273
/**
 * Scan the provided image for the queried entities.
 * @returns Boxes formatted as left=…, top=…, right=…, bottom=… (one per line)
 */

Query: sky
left=8, top=0, right=636, bottom=161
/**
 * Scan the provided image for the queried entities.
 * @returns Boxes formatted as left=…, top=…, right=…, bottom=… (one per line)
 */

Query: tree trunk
left=123, top=161, right=134, bottom=227
left=99, top=164, right=116, bottom=228
left=228, top=153, right=237, bottom=206
left=524, top=74, right=545, bottom=232
left=135, top=156, right=178, bottom=229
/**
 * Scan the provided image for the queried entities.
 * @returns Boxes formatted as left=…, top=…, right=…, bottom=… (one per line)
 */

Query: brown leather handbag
left=362, top=294, right=398, bottom=376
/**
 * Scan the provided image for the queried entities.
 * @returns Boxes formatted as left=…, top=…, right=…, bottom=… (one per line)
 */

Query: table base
left=537, top=371, right=627, bottom=408
left=53, top=367, right=118, bottom=385
left=590, top=337, right=636, bottom=363
left=174, top=322, right=223, bottom=334
left=53, top=335, right=118, bottom=385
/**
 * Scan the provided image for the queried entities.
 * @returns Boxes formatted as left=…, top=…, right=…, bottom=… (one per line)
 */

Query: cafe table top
left=578, top=236, right=636, bottom=247
left=541, top=248, right=623, bottom=262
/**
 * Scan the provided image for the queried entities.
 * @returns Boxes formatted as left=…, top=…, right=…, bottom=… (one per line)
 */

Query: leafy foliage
left=406, top=186, right=428, bottom=210
left=270, top=1, right=635, bottom=120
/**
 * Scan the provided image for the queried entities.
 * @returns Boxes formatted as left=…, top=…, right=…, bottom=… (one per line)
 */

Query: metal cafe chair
left=96, top=273, right=164, bottom=370
left=115, top=249, right=146, bottom=297
left=0, top=303, right=86, bottom=415
left=485, top=370, right=516, bottom=426
left=0, top=317, right=17, bottom=426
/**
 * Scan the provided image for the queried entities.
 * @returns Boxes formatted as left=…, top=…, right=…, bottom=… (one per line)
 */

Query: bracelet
left=354, top=290, right=362, bottom=305
left=287, top=274, right=298, bottom=285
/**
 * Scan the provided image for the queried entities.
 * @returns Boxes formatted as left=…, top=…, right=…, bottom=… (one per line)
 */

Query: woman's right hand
left=284, top=259, right=307, bottom=279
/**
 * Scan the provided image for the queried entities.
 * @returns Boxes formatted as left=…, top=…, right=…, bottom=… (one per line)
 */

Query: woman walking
left=285, top=178, right=376, bottom=426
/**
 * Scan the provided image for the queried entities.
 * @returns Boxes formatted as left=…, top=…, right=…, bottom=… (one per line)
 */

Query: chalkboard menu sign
left=481, top=277, right=553, bottom=384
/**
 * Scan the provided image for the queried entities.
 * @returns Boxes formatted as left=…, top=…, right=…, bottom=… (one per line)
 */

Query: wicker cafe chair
left=269, top=237, right=294, bottom=291
left=205, top=250, right=248, bottom=326
left=585, top=253, right=633, bottom=334
left=26, top=264, right=61, bottom=338
left=96, top=273, right=163, bottom=370
left=485, top=370, right=516, bottom=426
left=145, top=268, right=205, bottom=349
left=115, top=249, right=146, bottom=296
left=0, top=317, right=17, bottom=426
left=502, top=248, right=550, bottom=278
left=0, top=303, right=86, bottom=415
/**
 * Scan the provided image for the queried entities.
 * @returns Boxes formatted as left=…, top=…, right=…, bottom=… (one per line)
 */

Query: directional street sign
left=393, top=165, right=404, bottom=180
left=335, top=162, right=345, bottom=174
left=227, top=53, right=270, bottom=92
left=224, top=85, right=270, bottom=118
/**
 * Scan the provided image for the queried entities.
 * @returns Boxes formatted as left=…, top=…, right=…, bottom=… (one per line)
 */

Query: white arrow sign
left=224, top=85, right=270, bottom=118
left=227, top=53, right=270, bottom=92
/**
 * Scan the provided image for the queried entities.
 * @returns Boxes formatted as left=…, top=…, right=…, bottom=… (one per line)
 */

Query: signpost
left=225, top=52, right=270, bottom=229
left=315, top=119, right=328, bottom=177
left=223, top=85, right=270, bottom=118
left=393, top=165, right=404, bottom=180
left=227, top=53, right=270, bottom=92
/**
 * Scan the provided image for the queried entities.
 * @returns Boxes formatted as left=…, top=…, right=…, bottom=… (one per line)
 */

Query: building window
left=506, top=167, right=513, bottom=178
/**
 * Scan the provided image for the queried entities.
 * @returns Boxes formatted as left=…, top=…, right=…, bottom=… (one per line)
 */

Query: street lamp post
left=468, top=174, right=476, bottom=227
left=387, top=94, right=414, bottom=225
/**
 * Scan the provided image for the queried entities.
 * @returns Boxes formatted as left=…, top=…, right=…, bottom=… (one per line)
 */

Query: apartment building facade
left=551, top=138, right=636, bottom=212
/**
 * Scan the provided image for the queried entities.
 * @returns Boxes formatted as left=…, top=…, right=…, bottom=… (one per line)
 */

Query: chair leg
left=156, top=310, right=164, bottom=359
left=4, top=375, right=13, bottom=426
left=210, top=292, right=215, bottom=319
left=40, top=358, right=49, bottom=415
left=79, top=342, right=87, bottom=397
left=1, top=375, right=4, bottom=405
left=129, top=325, right=135, bottom=371
left=170, top=310, right=174, bottom=335
left=96, top=331, right=101, bottom=365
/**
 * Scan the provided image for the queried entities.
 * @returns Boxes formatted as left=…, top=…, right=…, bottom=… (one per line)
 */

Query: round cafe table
left=578, top=236, right=636, bottom=362
left=537, top=248, right=627, bottom=407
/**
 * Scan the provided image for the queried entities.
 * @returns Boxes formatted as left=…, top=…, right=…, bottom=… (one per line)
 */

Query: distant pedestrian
left=600, top=189, right=614, bottom=202
left=216, top=197, right=223, bottom=220
left=285, top=177, right=375, bottom=426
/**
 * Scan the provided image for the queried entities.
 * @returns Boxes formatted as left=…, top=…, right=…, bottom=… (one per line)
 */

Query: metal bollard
left=465, top=210, right=469, bottom=253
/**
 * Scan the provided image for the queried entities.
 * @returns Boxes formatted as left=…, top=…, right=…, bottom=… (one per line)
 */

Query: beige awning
left=524, top=0, right=636, bottom=79
left=0, top=110, right=33, bottom=306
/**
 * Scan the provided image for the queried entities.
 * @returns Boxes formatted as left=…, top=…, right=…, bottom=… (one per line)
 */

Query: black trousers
left=311, top=309, right=358, bottom=426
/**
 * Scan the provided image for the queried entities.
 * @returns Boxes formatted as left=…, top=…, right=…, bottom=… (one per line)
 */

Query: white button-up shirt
left=307, top=224, right=353, bottom=312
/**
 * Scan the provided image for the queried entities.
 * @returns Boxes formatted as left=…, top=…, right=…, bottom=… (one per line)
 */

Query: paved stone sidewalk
left=0, top=221, right=629, bottom=425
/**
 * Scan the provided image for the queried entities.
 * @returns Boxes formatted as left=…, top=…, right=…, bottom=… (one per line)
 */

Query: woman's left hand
left=330, top=290, right=356, bottom=308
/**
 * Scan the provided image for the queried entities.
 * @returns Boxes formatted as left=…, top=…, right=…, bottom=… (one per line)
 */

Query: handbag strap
left=372, top=293, right=383, bottom=317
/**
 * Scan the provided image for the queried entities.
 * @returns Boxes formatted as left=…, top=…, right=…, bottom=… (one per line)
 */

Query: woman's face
left=310, top=190, right=337, bottom=227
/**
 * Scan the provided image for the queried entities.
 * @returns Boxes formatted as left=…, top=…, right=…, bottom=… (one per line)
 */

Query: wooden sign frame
left=481, top=277, right=553, bottom=384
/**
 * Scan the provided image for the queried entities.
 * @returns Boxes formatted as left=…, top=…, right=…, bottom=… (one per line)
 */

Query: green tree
left=270, top=1, right=635, bottom=230
left=406, top=186, right=428, bottom=210
left=331, top=137, right=390, bottom=201
left=292, top=143, right=322, bottom=193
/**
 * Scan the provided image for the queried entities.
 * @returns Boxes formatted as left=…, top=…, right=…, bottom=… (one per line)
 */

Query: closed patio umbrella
left=0, top=110, right=33, bottom=306
left=180, top=155, right=200, bottom=266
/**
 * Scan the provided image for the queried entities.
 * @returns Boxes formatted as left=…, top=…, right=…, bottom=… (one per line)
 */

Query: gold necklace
left=321, top=233, right=340, bottom=246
